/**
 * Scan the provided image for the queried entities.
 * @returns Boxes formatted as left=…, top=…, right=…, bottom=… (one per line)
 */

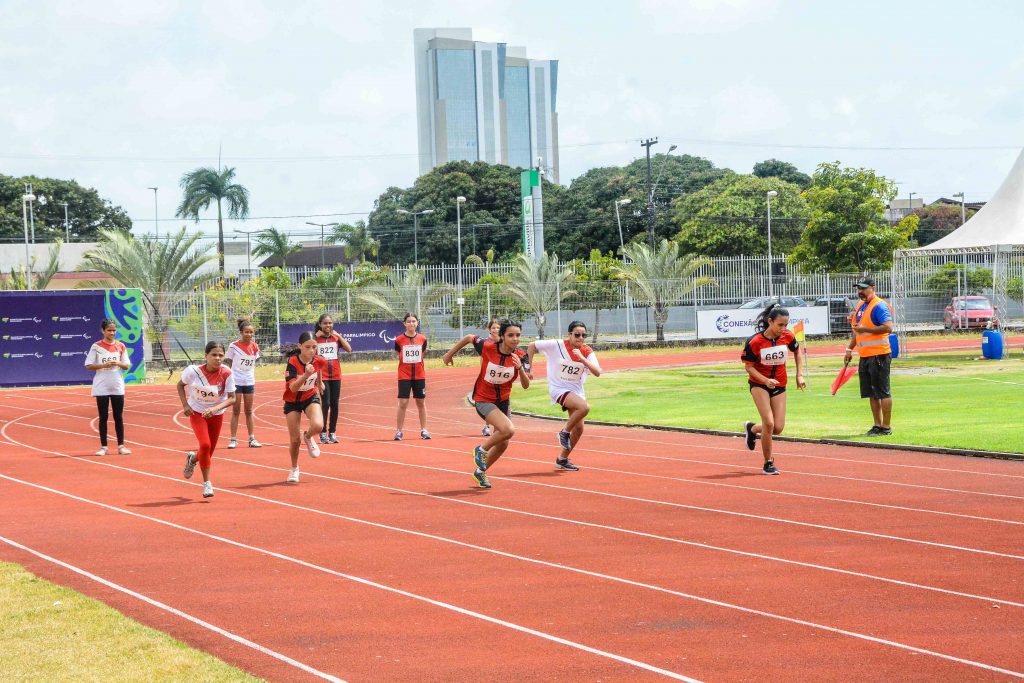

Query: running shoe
left=304, top=434, right=321, bottom=458
left=877, top=427, right=893, bottom=436
left=473, top=468, right=492, bottom=488
left=249, top=437, right=262, bottom=448
left=482, top=425, right=491, bottom=437
left=473, top=445, right=488, bottom=471
left=763, top=461, right=780, bottom=475
left=865, top=426, right=882, bottom=436
left=420, top=429, right=432, bottom=440
left=183, top=451, right=197, bottom=479
left=202, top=481, right=214, bottom=497
left=117, top=445, right=132, bottom=455
left=287, top=467, right=300, bottom=483
left=744, top=421, right=756, bottom=451
left=555, top=458, right=580, bottom=471
left=227, top=438, right=238, bottom=449
left=319, top=432, right=329, bottom=444
left=557, top=430, right=571, bottom=451
left=95, top=446, right=107, bottom=456
left=328, top=433, right=338, bottom=444
left=394, top=430, right=403, bottom=441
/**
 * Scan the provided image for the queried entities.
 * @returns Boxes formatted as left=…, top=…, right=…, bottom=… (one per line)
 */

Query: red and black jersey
left=282, top=354, right=329, bottom=403
left=741, top=329, right=799, bottom=387
left=471, top=338, right=530, bottom=404
left=395, top=333, right=427, bottom=380
left=315, top=332, right=343, bottom=380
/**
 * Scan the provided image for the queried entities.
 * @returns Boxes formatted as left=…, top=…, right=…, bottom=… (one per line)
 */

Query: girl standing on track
left=742, top=303, right=806, bottom=475
left=527, top=320, right=601, bottom=471
left=394, top=313, right=430, bottom=441
left=314, top=313, right=352, bottom=445
left=456, top=319, right=531, bottom=489
left=283, top=331, right=328, bottom=483
left=225, top=318, right=262, bottom=449
left=84, top=319, right=132, bottom=456
left=178, top=341, right=236, bottom=498
left=442, top=318, right=501, bottom=436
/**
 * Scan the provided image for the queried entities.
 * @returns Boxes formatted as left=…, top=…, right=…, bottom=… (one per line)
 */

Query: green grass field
left=0, top=563, right=260, bottom=682
left=514, top=351, right=1024, bottom=454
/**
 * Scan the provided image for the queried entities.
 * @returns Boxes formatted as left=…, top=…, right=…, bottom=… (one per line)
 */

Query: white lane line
left=0, top=534, right=345, bottom=683
left=962, top=376, right=1024, bottom=386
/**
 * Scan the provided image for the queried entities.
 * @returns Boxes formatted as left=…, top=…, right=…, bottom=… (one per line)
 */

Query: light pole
left=614, top=198, right=632, bottom=253
left=22, top=186, right=35, bottom=290
left=233, top=228, right=262, bottom=276
left=766, top=190, right=778, bottom=298
left=456, top=196, right=466, bottom=337
left=952, top=191, right=966, bottom=225
left=640, top=138, right=658, bottom=248
left=306, top=222, right=335, bottom=268
left=59, top=202, right=70, bottom=242
left=469, top=223, right=495, bottom=256
left=147, top=187, right=159, bottom=238
left=908, top=192, right=917, bottom=219
left=396, top=208, right=434, bottom=266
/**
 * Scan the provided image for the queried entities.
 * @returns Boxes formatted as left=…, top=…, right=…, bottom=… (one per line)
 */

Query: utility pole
left=60, top=202, right=70, bottom=242
left=640, top=138, right=658, bottom=248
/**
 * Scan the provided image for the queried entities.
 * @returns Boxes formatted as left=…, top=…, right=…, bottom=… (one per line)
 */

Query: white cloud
left=636, top=0, right=782, bottom=34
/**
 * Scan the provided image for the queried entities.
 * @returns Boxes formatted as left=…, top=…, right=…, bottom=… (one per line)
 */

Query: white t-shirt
left=180, top=364, right=236, bottom=415
left=85, top=341, right=129, bottom=397
left=225, top=340, right=260, bottom=386
left=533, top=339, right=599, bottom=402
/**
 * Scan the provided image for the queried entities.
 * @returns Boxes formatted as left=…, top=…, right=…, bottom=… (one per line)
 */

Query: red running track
left=1, top=353, right=1022, bottom=681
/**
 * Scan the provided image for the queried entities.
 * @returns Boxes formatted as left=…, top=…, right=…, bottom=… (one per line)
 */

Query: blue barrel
left=982, top=330, right=1004, bottom=360
left=889, top=333, right=900, bottom=359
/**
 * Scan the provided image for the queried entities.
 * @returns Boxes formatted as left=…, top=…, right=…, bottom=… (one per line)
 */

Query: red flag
left=831, top=362, right=857, bottom=395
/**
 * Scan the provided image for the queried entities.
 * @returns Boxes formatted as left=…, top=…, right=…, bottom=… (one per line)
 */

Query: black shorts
left=283, top=394, right=321, bottom=415
left=475, top=400, right=510, bottom=420
left=859, top=354, right=892, bottom=399
left=398, top=379, right=426, bottom=399
left=235, top=384, right=255, bottom=395
left=749, top=382, right=786, bottom=398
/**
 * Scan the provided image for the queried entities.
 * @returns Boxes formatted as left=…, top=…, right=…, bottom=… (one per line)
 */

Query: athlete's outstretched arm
left=442, top=334, right=476, bottom=366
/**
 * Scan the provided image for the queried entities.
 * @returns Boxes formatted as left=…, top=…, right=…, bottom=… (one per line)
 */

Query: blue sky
left=1, top=0, right=1022, bottom=239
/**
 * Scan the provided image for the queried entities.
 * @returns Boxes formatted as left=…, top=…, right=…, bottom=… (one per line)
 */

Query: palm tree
left=614, top=240, right=716, bottom=342
left=505, top=252, right=576, bottom=338
left=329, top=221, right=379, bottom=262
left=176, top=166, right=250, bottom=273
left=1, top=239, right=63, bottom=290
left=353, top=266, right=452, bottom=330
left=252, top=227, right=301, bottom=267
left=80, top=227, right=218, bottom=361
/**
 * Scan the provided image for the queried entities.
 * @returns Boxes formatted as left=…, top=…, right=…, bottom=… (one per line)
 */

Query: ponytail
left=285, top=331, right=316, bottom=358
left=755, top=303, right=789, bottom=332
left=237, top=317, right=253, bottom=333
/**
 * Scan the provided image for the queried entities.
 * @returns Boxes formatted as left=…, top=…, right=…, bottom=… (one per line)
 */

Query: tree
left=352, top=266, right=453, bottom=330
left=913, top=204, right=976, bottom=247
left=176, top=166, right=250, bottom=273
left=0, top=174, right=131, bottom=242
left=504, top=252, right=576, bottom=338
left=837, top=214, right=918, bottom=272
left=329, top=221, right=379, bottom=262
left=568, top=249, right=623, bottom=342
left=1, top=239, right=63, bottom=290
left=752, top=159, right=812, bottom=190
left=80, top=227, right=218, bottom=360
left=252, top=227, right=301, bottom=265
left=613, top=240, right=716, bottom=342
left=672, top=174, right=809, bottom=257
left=925, top=263, right=993, bottom=298
left=790, top=162, right=903, bottom=272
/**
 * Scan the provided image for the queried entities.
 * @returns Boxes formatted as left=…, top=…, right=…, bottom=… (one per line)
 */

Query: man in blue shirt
left=844, top=277, right=894, bottom=436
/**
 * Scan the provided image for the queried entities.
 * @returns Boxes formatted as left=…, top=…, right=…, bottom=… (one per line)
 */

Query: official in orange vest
left=844, top=277, right=893, bottom=436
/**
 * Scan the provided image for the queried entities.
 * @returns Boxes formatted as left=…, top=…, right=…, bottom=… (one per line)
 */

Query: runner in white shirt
left=527, top=320, right=602, bottom=471
left=177, top=341, right=236, bottom=498
left=84, top=319, right=132, bottom=456
left=224, top=318, right=262, bottom=449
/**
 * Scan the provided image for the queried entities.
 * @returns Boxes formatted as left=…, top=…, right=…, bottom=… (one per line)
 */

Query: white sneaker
left=95, top=446, right=107, bottom=456
left=118, top=445, right=132, bottom=455
left=287, top=468, right=300, bottom=483
left=304, top=434, right=321, bottom=458
left=202, top=481, right=214, bottom=498
left=420, top=429, right=431, bottom=440
left=183, top=451, right=197, bottom=479
left=328, top=433, right=338, bottom=444
left=394, top=430, right=403, bottom=441
left=482, top=425, right=491, bottom=437
left=227, top=438, right=237, bottom=449
left=249, top=437, right=262, bottom=448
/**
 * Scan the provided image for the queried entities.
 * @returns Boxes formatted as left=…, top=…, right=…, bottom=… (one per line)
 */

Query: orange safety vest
left=851, top=296, right=892, bottom=357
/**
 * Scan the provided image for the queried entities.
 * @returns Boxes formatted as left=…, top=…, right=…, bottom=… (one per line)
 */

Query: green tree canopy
left=752, top=159, right=812, bottom=190
left=0, top=174, right=131, bottom=242
left=913, top=204, right=975, bottom=246
left=252, top=227, right=301, bottom=265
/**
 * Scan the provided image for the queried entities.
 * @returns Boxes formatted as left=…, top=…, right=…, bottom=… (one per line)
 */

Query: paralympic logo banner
left=277, top=320, right=408, bottom=353
left=0, top=289, right=145, bottom=387
left=696, top=306, right=830, bottom=340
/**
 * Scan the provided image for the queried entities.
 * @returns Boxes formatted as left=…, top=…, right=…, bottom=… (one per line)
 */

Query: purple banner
left=278, top=320, right=410, bottom=353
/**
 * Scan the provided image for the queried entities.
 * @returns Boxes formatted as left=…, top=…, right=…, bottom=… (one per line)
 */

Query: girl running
left=457, top=319, right=531, bottom=489
left=742, top=303, right=806, bottom=475
left=84, top=319, right=131, bottom=456
left=314, top=313, right=352, bottom=445
left=225, top=318, right=262, bottom=449
left=394, top=313, right=430, bottom=441
left=283, top=331, right=328, bottom=483
left=442, top=318, right=501, bottom=436
left=178, top=341, right=236, bottom=498
left=527, top=320, right=601, bottom=471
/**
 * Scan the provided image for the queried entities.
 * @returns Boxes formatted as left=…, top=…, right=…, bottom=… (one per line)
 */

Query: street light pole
left=953, top=191, right=966, bottom=225
left=396, top=208, right=435, bottom=266
left=908, top=192, right=917, bottom=219
left=22, top=186, right=35, bottom=290
left=147, top=187, right=159, bottom=238
left=456, top=196, right=466, bottom=337
left=60, top=202, right=70, bottom=242
left=766, top=190, right=778, bottom=299
left=614, top=198, right=632, bottom=253
left=234, top=228, right=261, bottom=275
left=306, top=222, right=335, bottom=268
left=27, top=184, right=37, bottom=243
left=640, top=138, right=658, bottom=249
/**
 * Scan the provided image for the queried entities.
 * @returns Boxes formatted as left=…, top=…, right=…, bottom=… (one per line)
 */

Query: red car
left=943, top=296, right=994, bottom=329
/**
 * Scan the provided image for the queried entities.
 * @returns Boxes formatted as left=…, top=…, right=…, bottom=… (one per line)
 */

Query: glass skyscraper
left=414, top=28, right=560, bottom=183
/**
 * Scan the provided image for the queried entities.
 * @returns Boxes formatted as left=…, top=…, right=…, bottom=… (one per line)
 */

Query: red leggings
left=188, top=412, right=224, bottom=470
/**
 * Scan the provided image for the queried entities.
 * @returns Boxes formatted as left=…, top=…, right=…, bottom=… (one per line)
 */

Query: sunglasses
left=572, top=332, right=587, bottom=338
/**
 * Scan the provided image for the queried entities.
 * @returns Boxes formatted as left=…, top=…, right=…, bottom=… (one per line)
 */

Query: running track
left=1, top=345, right=1022, bottom=681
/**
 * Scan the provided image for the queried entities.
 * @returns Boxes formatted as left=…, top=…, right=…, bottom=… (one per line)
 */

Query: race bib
left=556, top=360, right=586, bottom=383
left=402, top=345, right=423, bottom=364
left=317, top=342, right=338, bottom=360
left=99, top=353, right=120, bottom=366
left=299, top=372, right=319, bottom=392
left=760, top=345, right=789, bottom=366
left=483, top=362, right=515, bottom=385
left=235, top=353, right=256, bottom=370
left=193, top=385, right=220, bottom=404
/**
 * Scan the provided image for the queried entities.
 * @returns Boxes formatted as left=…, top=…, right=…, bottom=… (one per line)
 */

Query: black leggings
left=96, top=395, right=125, bottom=446
left=321, top=379, right=341, bottom=434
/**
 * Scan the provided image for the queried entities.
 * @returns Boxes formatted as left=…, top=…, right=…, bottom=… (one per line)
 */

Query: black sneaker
left=865, top=426, right=882, bottom=437
left=877, top=427, right=893, bottom=436
left=763, top=461, right=780, bottom=475
left=555, top=458, right=580, bottom=471
left=744, top=421, right=756, bottom=451
left=557, top=430, right=571, bottom=451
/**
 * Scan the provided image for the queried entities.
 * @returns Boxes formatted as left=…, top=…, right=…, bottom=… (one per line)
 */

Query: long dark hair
left=285, top=331, right=316, bottom=358
left=755, top=303, right=789, bottom=332
left=316, top=313, right=332, bottom=336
